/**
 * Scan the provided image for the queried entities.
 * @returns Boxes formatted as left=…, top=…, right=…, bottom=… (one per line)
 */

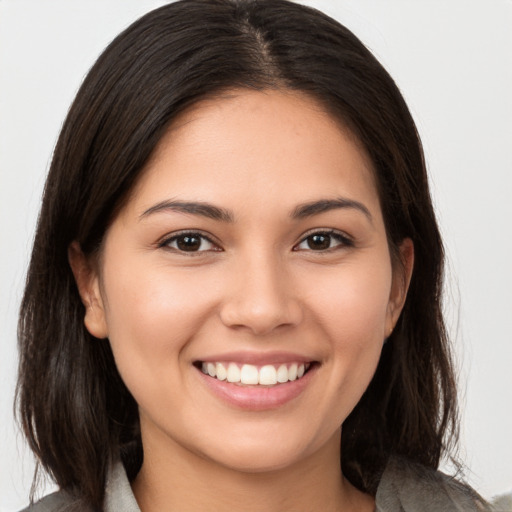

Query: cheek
left=303, top=258, right=392, bottom=397
left=99, top=258, right=219, bottom=389
left=306, top=258, right=392, bottom=341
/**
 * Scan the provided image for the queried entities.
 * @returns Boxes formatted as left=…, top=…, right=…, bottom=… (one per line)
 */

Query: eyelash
left=293, top=229, right=354, bottom=252
left=158, top=229, right=354, bottom=255
left=158, top=230, right=220, bottom=254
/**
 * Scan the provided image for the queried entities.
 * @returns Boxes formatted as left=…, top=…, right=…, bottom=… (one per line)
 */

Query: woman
left=17, top=0, right=489, bottom=510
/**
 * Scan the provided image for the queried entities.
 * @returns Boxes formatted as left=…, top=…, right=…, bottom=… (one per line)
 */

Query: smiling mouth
left=196, top=361, right=313, bottom=386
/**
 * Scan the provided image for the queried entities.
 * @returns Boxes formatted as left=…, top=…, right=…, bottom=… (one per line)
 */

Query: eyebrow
left=140, top=197, right=372, bottom=224
left=140, top=200, right=234, bottom=223
left=291, top=197, right=373, bottom=223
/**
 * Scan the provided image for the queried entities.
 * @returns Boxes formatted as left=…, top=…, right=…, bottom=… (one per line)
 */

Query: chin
left=205, top=445, right=308, bottom=474
left=191, top=425, right=338, bottom=475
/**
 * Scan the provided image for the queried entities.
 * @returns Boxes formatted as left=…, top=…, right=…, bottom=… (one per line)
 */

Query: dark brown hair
left=17, top=0, right=457, bottom=508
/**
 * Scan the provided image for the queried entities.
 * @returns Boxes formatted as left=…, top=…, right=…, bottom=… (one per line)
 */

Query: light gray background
left=1, top=1, right=511, bottom=510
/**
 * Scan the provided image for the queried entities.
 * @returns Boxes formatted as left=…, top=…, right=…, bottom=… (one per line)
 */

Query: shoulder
left=19, top=461, right=138, bottom=512
left=376, top=457, right=491, bottom=512
left=19, top=490, right=92, bottom=512
left=491, top=493, right=512, bottom=511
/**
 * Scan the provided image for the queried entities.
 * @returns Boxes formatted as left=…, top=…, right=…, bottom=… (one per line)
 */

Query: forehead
left=126, top=89, right=380, bottom=220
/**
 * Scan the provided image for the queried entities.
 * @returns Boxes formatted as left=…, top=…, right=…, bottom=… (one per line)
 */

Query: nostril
left=219, top=301, right=303, bottom=336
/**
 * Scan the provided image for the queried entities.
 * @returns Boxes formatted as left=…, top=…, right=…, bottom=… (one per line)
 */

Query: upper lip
left=195, top=351, right=317, bottom=366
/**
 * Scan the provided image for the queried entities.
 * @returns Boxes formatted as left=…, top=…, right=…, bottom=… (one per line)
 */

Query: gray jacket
left=21, top=457, right=490, bottom=512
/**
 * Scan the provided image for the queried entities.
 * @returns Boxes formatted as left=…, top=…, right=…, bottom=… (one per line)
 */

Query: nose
left=219, top=252, right=303, bottom=336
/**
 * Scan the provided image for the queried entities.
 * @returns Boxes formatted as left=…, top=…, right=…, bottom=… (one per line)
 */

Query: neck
left=132, top=425, right=374, bottom=512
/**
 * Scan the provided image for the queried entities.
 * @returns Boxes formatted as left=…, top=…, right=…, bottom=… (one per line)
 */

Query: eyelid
left=157, top=229, right=222, bottom=253
left=293, top=228, right=354, bottom=251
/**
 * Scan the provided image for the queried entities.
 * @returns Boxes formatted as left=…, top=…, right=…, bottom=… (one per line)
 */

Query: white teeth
left=259, top=365, right=277, bottom=385
left=276, top=364, right=288, bottom=383
left=200, top=361, right=311, bottom=386
left=288, top=363, right=298, bottom=381
left=216, top=362, right=227, bottom=381
left=227, top=363, right=241, bottom=383
left=240, top=364, right=259, bottom=385
left=207, top=362, right=216, bottom=377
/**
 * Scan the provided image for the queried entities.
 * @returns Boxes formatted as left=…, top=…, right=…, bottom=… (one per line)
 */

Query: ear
left=386, top=238, right=414, bottom=337
left=68, top=241, right=108, bottom=339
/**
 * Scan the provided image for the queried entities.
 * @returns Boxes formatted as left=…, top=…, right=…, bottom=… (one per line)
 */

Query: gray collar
left=104, top=457, right=486, bottom=512
left=104, top=461, right=141, bottom=512
left=22, top=456, right=489, bottom=511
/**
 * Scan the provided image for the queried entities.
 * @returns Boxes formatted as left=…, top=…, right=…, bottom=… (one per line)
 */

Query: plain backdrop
left=1, top=0, right=511, bottom=510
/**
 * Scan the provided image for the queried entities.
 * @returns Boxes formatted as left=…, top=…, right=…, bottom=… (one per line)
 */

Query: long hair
left=17, top=0, right=457, bottom=507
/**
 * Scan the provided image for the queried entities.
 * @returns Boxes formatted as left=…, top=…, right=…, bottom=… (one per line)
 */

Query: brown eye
left=163, top=232, right=217, bottom=253
left=307, top=234, right=331, bottom=250
left=176, top=235, right=202, bottom=251
left=294, top=230, right=353, bottom=252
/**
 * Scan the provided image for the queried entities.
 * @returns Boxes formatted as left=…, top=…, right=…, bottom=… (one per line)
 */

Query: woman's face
left=75, top=90, right=412, bottom=473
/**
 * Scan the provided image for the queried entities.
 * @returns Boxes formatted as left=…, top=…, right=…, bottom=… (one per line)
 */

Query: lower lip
left=196, top=365, right=316, bottom=411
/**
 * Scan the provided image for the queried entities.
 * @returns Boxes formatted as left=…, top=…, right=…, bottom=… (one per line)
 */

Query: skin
left=70, top=89, right=413, bottom=511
